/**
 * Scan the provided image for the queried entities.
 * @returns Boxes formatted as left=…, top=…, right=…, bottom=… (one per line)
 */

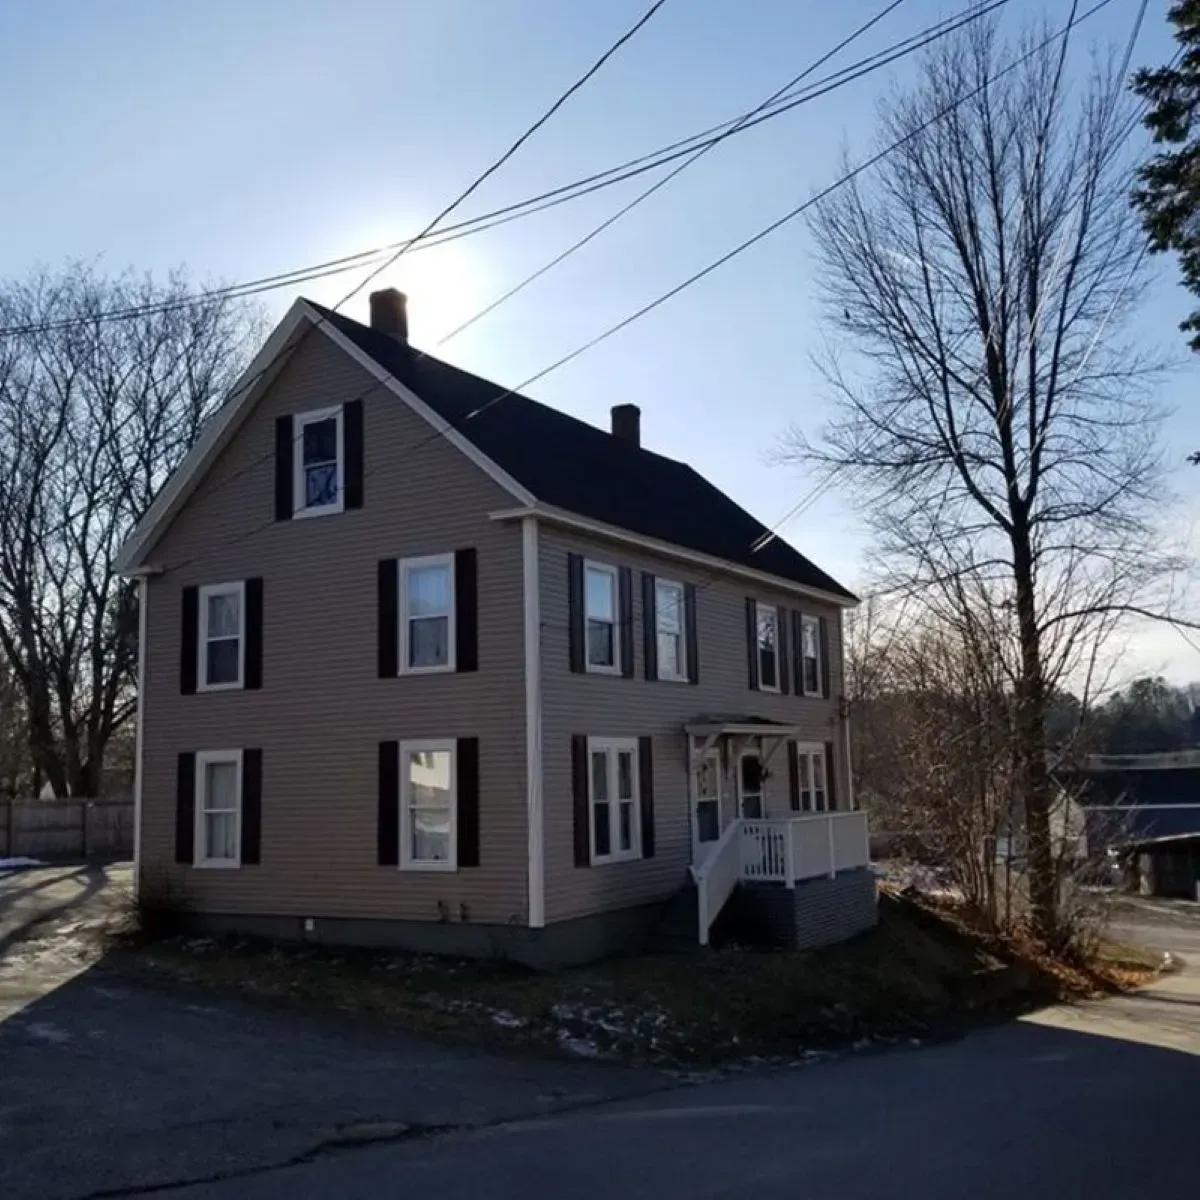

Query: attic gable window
left=293, top=406, right=344, bottom=517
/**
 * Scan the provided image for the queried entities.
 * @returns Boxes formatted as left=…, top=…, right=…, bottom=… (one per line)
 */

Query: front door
left=737, top=750, right=765, bottom=819
left=693, top=751, right=722, bottom=846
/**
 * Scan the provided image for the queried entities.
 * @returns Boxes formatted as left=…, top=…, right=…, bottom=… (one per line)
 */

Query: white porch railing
left=740, top=812, right=871, bottom=887
left=690, top=818, right=742, bottom=947
left=691, top=811, right=872, bottom=944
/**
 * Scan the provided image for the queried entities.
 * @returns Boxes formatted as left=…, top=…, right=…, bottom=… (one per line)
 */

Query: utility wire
left=429, top=0, right=913, bottom=349
left=0, top=0, right=1006, bottom=339
left=157, top=0, right=1111, bottom=583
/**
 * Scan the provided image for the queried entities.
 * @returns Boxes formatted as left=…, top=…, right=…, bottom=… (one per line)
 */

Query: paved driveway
left=0, top=866, right=666, bottom=1200
left=174, top=897, right=1200, bottom=1200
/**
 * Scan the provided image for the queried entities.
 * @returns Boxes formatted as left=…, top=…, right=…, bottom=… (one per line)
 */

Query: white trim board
left=522, top=515, right=545, bottom=928
left=492, top=503, right=858, bottom=609
left=116, top=300, right=534, bottom=574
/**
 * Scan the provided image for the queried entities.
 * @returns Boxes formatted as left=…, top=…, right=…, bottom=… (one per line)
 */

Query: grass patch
left=113, top=890, right=1157, bottom=1068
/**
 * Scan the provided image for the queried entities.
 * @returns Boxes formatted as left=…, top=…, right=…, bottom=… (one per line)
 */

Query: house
left=117, top=289, right=873, bottom=966
left=1072, top=752, right=1200, bottom=899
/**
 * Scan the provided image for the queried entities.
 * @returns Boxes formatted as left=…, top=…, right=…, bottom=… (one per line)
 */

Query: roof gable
left=119, top=299, right=855, bottom=603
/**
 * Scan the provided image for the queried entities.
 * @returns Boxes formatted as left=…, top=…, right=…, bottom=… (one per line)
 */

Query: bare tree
left=783, top=19, right=1180, bottom=939
left=0, top=264, right=263, bottom=797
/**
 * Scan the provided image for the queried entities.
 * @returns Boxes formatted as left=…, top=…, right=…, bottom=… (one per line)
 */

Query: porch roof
left=684, top=715, right=802, bottom=739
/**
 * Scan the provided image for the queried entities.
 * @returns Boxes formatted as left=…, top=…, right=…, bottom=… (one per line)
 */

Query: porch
left=690, top=811, right=873, bottom=946
left=680, top=717, right=875, bottom=949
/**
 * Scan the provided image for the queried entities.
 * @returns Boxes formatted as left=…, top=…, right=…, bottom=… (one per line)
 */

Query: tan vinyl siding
left=141, top=332, right=529, bottom=925
left=539, top=526, right=847, bottom=924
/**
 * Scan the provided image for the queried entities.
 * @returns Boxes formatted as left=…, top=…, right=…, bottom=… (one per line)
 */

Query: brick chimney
left=610, top=404, right=641, bottom=447
left=369, top=288, right=408, bottom=342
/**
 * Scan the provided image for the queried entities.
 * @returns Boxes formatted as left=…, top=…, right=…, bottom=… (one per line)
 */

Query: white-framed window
left=399, top=554, right=455, bottom=673
left=584, top=561, right=620, bottom=674
left=800, top=614, right=822, bottom=696
left=796, top=743, right=828, bottom=812
left=197, top=581, right=245, bottom=691
left=655, top=578, right=687, bottom=681
left=756, top=602, right=780, bottom=692
left=293, top=405, right=344, bottom=517
left=195, top=749, right=242, bottom=868
left=587, top=737, right=641, bottom=864
left=399, top=738, right=457, bottom=871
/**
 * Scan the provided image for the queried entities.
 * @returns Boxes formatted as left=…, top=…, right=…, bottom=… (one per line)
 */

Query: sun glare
left=303, top=227, right=495, bottom=349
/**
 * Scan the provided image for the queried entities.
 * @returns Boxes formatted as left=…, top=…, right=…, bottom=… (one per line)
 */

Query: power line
left=429, top=0, right=914, bottom=349
left=157, top=0, right=1111, bottom=584
left=0, top=0, right=1007, bottom=339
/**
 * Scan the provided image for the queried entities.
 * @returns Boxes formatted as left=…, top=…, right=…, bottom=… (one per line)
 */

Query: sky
left=1, top=0, right=1196, bottom=687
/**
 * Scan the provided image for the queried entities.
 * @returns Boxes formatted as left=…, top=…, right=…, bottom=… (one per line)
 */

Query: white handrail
left=691, top=819, right=742, bottom=946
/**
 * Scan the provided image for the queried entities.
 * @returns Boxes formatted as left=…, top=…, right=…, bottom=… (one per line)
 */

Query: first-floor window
left=400, top=739, right=456, bottom=870
left=694, top=751, right=721, bottom=843
left=196, top=749, right=242, bottom=867
left=588, top=737, right=640, bottom=863
left=796, top=743, right=828, bottom=812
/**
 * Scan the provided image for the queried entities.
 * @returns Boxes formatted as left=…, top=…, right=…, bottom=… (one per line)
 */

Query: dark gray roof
left=310, top=302, right=855, bottom=601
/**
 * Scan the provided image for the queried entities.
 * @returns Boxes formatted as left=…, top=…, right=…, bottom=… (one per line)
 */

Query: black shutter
left=455, top=549, right=478, bottom=673
left=792, top=611, right=805, bottom=693
left=567, top=554, right=585, bottom=673
left=618, top=567, right=634, bottom=678
left=175, top=752, right=195, bottom=864
left=343, top=399, right=364, bottom=510
left=457, top=737, right=480, bottom=867
left=788, top=742, right=801, bottom=812
left=819, top=616, right=832, bottom=698
left=378, top=741, right=399, bottom=866
left=377, top=559, right=398, bottom=677
left=180, top=587, right=199, bottom=695
left=826, top=741, right=838, bottom=811
left=684, top=583, right=699, bottom=684
left=572, top=734, right=590, bottom=867
left=777, top=607, right=791, bottom=695
left=241, top=748, right=262, bottom=864
left=642, top=572, right=658, bottom=681
left=638, top=736, right=655, bottom=859
left=274, top=415, right=293, bottom=521
left=244, top=578, right=264, bottom=690
left=745, top=598, right=759, bottom=691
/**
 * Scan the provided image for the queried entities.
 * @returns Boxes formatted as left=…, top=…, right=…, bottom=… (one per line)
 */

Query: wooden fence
left=0, top=797, right=134, bottom=861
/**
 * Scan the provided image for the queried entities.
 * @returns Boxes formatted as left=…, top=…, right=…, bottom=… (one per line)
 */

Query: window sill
left=399, top=860, right=457, bottom=873
left=656, top=672, right=690, bottom=685
left=584, top=662, right=623, bottom=676
left=591, top=852, right=643, bottom=866
left=397, top=663, right=456, bottom=677
left=196, top=680, right=244, bottom=694
left=292, top=502, right=344, bottom=521
left=194, top=859, right=241, bottom=870
left=755, top=684, right=782, bottom=695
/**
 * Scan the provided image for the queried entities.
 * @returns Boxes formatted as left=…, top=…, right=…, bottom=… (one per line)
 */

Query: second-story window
left=294, top=406, right=344, bottom=517
left=655, top=578, right=686, bottom=681
left=800, top=614, right=822, bottom=696
left=198, top=582, right=244, bottom=690
left=401, top=554, right=455, bottom=673
left=756, top=602, right=780, bottom=692
left=585, top=561, right=619, bottom=673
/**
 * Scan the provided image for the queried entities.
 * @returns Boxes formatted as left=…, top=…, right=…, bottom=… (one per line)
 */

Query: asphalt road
left=172, top=896, right=1200, bottom=1200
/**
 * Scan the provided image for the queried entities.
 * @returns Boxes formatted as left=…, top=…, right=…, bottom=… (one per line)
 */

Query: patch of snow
left=489, top=1010, right=526, bottom=1029
left=556, top=1029, right=602, bottom=1058
left=0, top=857, right=44, bottom=870
left=25, top=1022, right=71, bottom=1044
